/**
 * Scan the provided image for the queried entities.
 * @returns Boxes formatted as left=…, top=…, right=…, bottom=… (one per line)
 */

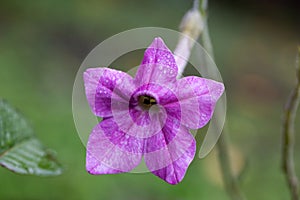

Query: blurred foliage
left=0, top=0, right=299, bottom=199
left=0, top=100, right=62, bottom=176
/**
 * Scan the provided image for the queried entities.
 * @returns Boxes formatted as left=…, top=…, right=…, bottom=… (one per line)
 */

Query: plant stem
left=199, top=1, right=246, bottom=199
left=176, top=1, right=246, bottom=199
left=282, top=47, right=300, bottom=200
left=217, top=134, right=246, bottom=200
left=193, top=0, right=199, bottom=10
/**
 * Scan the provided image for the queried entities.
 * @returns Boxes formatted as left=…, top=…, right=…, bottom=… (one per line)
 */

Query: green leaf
left=0, top=99, right=62, bottom=176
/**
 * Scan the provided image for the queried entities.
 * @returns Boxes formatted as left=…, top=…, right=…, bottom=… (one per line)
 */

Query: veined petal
left=86, top=118, right=143, bottom=174
left=135, top=37, right=178, bottom=87
left=151, top=141, right=195, bottom=185
left=83, top=68, right=135, bottom=117
left=144, top=125, right=196, bottom=184
left=144, top=101, right=181, bottom=153
left=175, top=76, right=224, bottom=129
left=86, top=151, right=123, bottom=174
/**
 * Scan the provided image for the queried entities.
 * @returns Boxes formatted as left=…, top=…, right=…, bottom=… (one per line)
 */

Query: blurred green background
left=0, top=0, right=299, bottom=199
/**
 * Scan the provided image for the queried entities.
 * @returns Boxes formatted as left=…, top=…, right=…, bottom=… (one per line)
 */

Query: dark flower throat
left=138, top=95, right=157, bottom=110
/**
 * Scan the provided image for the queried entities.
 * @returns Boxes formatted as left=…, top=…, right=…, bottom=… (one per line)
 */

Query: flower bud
left=174, top=8, right=205, bottom=78
left=179, top=8, right=204, bottom=40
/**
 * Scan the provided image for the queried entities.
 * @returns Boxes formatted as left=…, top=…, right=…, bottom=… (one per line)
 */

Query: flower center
left=138, top=95, right=157, bottom=110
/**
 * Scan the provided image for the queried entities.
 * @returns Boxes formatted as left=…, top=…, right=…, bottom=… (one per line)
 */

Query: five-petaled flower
left=83, top=37, right=224, bottom=184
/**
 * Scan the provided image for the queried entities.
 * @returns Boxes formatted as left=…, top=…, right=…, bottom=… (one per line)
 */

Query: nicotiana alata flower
left=83, top=37, right=224, bottom=184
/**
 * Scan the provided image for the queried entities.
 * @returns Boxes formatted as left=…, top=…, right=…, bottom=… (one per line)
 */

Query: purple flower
left=83, top=37, right=224, bottom=184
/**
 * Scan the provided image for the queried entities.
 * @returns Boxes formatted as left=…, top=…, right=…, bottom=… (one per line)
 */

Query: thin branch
left=282, top=47, right=300, bottom=200
left=193, top=0, right=199, bottom=10
left=200, top=1, right=246, bottom=199
left=176, top=1, right=246, bottom=199
left=217, top=134, right=247, bottom=200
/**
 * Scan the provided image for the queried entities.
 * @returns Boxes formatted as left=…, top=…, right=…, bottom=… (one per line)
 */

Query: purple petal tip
left=149, top=37, right=168, bottom=50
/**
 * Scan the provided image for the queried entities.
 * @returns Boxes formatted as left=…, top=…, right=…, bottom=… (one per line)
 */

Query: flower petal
left=83, top=68, right=135, bottom=117
left=135, top=37, right=178, bottom=86
left=144, top=101, right=181, bottom=153
left=151, top=141, right=195, bottom=185
left=144, top=125, right=196, bottom=184
left=86, top=118, right=143, bottom=174
left=175, top=76, right=224, bottom=129
left=86, top=151, right=123, bottom=174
